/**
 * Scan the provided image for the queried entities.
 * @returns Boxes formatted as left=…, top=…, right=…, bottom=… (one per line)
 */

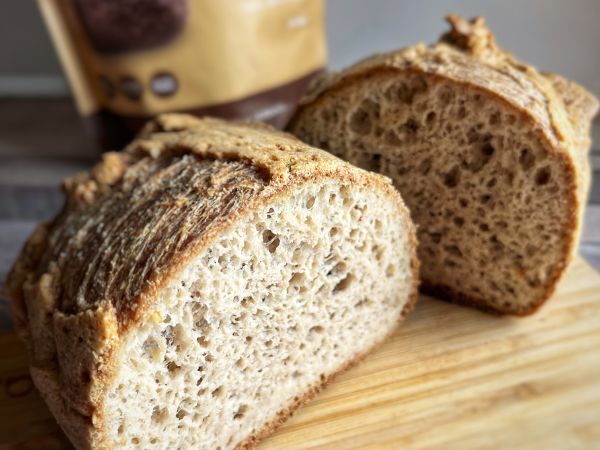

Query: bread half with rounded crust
left=289, top=15, right=598, bottom=315
left=5, top=114, right=418, bottom=449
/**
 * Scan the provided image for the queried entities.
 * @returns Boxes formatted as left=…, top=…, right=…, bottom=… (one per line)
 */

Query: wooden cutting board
left=1, top=257, right=599, bottom=449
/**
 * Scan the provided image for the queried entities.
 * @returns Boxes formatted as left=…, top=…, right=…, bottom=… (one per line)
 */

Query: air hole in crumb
left=453, top=217, right=464, bottom=227
left=439, top=87, right=453, bottom=105
left=386, top=264, right=396, bottom=277
left=445, top=245, right=463, bottom=258
left=402, top=118, right=419, bottom=134
left=419, top=158, right=432, bottom=175
left=212, top=386, right=223, bottom=398
left=131, top=437, right=140, bottom=444
left=490, top=235, right=504, bottom=255
left=306, top=196, right=315, bottom=209
left=262, top=230, right=280, bottom=253
left=459, top=198, right=469, bottom=208
left=246, top=336, right=253, bottom=343
left=429, top=232, right=442, bottom=244
left=349, top=107, right=372, bottom=134
left=329, top=261, right=347, bottom=276
left=384, top=130, right=402, bottom=146
left=481, top=143, right=495, bottom=156
left=384, top=80, right=420, bottom=104
left=479, top=223, right=490, bottom=232
left=355, top=298, right=372, bottom=308
left=329, top=227, right=340, bottom=237
left=309, top=325, right=324, bottom=333
left=480, top=194, right=492, bottom=204
left=197, top=336, right=209, bottom=348
left=426, top=111, right=436, bottom=124
left=334, top=274, right=355, bottom=292
left=535, top=167, right=551, bottom=185
left=372, top=245, right=384, bottom=261
left=443, top=166, right=461, bottom=188
left=176, top=409, right=187, bottom=420
left=489, top=112, right=500, bottom=126
left=293, top=370, right=303, bottom=378
left=241, top=297, right=254, bottom=308
left=519, top=148, right=535, bottom=171
left=265, top=340, right=273, bottom=348
left=289, top=272, right=306, bottom=286
left=234, top=404, right=248, bottom=420
left=526, top=244, right=537, bottom=257
left=167, top=361, right=181, bottom=374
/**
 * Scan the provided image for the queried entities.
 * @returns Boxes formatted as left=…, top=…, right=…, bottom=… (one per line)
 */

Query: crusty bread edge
left=10, top=148, right=419, bottom=449
left=289, top=66, right=583, bottom=316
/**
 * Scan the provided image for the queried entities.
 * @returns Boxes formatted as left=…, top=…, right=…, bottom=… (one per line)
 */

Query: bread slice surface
left=5, top=114, right=418, bottom=449
left=289, top=15, right=598, bottom=315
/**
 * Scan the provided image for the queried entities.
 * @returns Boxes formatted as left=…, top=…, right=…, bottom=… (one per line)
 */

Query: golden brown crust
left=289, top=14, right=598, bottom=316
left=5, top=114, right=418, bottom=449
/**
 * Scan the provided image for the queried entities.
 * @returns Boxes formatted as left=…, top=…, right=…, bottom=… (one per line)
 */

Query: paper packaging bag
left=38, top=0, right=326, bottom=150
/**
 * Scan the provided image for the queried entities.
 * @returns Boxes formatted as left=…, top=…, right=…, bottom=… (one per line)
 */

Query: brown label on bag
left=38, top=0, right=326, bottom=149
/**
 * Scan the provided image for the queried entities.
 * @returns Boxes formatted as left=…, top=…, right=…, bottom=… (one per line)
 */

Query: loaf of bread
left=5, top=114, right=418, bottom=449
left=289, top=15, right=598, bottom=315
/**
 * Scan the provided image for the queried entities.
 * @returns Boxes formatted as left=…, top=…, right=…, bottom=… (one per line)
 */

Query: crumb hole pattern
left=103, top=181, right=413, bottom=449
left=291, top=72, right=571, bottom=312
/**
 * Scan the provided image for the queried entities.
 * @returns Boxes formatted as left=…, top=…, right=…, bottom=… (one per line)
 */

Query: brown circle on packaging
left=151, top=72, right=178, bottom=97
left=74, top=0, right=189, bottom=54
left=120, top=76, right=143, bottom=101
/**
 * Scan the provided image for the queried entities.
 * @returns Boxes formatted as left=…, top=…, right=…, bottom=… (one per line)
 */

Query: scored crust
left=5, top=114, right=419, bottom=449
left=289, top=15, right=598, bottom=315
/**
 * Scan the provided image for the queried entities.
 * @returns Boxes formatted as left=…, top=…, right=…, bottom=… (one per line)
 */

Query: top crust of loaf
left=296, top=15, right=598, bottom=154
left=6, top=115, right=404, bottom=335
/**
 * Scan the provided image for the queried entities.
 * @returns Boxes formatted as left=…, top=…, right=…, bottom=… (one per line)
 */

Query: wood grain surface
left=1, top=257, right=599, bottom=449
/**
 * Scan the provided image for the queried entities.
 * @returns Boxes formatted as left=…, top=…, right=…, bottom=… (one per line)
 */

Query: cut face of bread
left=5, top=115, right=417, bottom=449
left=105, top=180, right=413, bottom=449
left=289, top=15, right=598, bottom=315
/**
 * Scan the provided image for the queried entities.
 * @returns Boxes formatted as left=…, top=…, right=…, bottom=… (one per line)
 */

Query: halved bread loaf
left=289, top=15, right=598, bottom=315
left=5, top=114, right=418, bottom=449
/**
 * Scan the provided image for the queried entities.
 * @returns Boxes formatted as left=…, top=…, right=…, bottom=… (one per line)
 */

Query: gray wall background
left=1, top=0, right=599, bottom=97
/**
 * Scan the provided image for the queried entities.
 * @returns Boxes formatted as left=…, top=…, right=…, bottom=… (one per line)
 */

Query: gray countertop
left=0, top=98, right=599, bottom=296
